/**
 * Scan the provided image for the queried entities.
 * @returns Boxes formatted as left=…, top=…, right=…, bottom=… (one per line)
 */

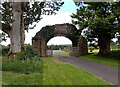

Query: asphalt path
left=53, top=51, right=118, bottom=85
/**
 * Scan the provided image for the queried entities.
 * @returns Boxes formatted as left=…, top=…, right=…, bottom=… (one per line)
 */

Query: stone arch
left=32, top=23, right=88, bottom=57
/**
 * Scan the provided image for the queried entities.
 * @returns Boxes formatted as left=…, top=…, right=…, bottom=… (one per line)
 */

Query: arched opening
left=47, top=36, right=72, bottom=45
left=46, top=36, right=72, bottom=56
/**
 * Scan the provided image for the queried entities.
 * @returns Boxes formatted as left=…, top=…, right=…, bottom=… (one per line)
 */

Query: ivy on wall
left=41, top=25, right=55, bottom=43
left=34, top=23, right=83, bottom=47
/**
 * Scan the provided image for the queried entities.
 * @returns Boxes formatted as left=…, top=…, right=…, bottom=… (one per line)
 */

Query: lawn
left=2, top=57, right=111, bottom=85
left=2, top=72, right=43, bottom=85
left=2, top=57, right=43, bottom=85
left=79, top=48, right=119, bottom=67
left=56, top=50, right=119, bottom=67
left=42, top=57, right=110, bottom=85
left=79, top=53, right=118, bottom=67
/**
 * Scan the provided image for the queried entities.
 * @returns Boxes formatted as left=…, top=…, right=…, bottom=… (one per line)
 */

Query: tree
left=116, top=32, right=120, bottom=46
left=1, top=1, right=64, bottom=56
left=71, top=2, right=120, bottom=55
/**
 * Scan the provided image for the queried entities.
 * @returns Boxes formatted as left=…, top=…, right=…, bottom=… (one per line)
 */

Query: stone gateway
left=32, top=23, right=88, bottom=57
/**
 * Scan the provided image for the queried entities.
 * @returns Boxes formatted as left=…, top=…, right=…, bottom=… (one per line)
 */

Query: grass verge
left=79, top=50, right=119, bottom=68
left=2, top=57, right=43, bottom=85
left=2, top=45, right=43, bottom=85
left=79, top=54, right=118, bottom=67
left=42, top=57, right=111, bottom=85
left=2, top=57, right=111, bottom=85
left=56, top=50, right=119, bottom=67
left=2, top=72, right=43, bottom=85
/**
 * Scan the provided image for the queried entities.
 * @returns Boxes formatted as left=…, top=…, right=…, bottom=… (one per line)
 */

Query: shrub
left=16, top=44, right=40, bottom=60
left=2, top=44, right=43, bottom=74
left=2, top=57, right=43, bottom=74
left=110, top=50, right=120, bottom=59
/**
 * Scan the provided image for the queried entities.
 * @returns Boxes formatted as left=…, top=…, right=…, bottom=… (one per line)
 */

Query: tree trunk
left=98, top=35, right=111, bottom=55
left=8, top=2, right=25, bottom=54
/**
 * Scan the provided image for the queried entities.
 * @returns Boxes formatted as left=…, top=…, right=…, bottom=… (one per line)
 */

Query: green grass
left=56, top=51, right=69, bottom=56
left=56, top=50, right=119, bottom=67
left=79, top=54, right=118, bottom=67
left=2, top=57, right=43, bottom=85
left=2, top=72, right=43, bottom=85
left=79, top=49, right=119, bottom=67
left=2, top=57, right=43, bottom=74
left=2, top=51, right=43, bottom=85
left=42, top=57, right=111, bottom=85
left=2, top=57, right=111, bottom=85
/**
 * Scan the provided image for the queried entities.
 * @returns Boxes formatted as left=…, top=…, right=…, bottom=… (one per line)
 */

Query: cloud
left=1, top=12, right=73, bottom=46
left=25, top=11, right=73, bottom=45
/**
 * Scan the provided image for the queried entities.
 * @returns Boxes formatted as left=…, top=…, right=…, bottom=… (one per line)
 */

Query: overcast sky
left=1, top=1, right=118, bottom=46
left=1, top=1, right=78, bottom=46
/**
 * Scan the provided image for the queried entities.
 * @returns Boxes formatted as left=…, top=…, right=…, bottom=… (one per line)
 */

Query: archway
left=47, top=36, right=72, bottom=56
left=32, top=23, right=88, bottom=57
left=47, top=36, right=72, bottom=45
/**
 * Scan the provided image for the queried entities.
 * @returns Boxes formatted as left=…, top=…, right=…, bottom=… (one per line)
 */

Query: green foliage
left=1, top=44, right=39, bottom=57
left=42, top=57, right=110, bottom=85
left=42, top=26, right=55, bottom=42
left=88, top=43, right=99, bottom=52
left=79, top=52, right=118, bottom=67
left=0, top=33, right=9, bottom=42
left=2, top=2, right=13, bottom=25
left=2, top=57, right=110, bottom=85
left=2, top=44, right=43, bottom=74
left=2, top=57, right=43, bottom=74
left=2, top=45, right=9, bottom=56
left=47, top=44, right=72, bottom=50
left=42, top=23, right=79, bottom=47
left=2, top=1, right=64, bottom=31
left=72, top=2, right=120, bottom=42
left=110, top=41, right=120, bottom=51
left=2, top=72, right=43, bottom=85
left=17, top=44, right=40, bottom=60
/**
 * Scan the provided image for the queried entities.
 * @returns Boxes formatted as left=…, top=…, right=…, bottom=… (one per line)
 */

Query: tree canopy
left=71, top=2, right=120, bottom=54
left=0, top=1, right=64, bottom=55
left=1, top=1, right=64, bottom=33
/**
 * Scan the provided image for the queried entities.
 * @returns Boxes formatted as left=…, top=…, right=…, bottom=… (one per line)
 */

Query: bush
left=2, top=57, right=43, bottom=74
left=110, top=50, right=120, bottom=59
left=17, top=44, right=40, bottom=60
left=2, top=45, right=9, bottom=56
left=2, top=44, right=43, bottom=74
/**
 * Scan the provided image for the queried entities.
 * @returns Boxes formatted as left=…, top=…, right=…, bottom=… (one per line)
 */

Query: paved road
left=53, top=52, right=118, bottom=85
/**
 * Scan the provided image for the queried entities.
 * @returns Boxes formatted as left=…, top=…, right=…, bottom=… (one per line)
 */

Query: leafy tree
left=71, top=2, right=120, bottom=55
left=116, top=32, right=120, bottom=45
left=1, top=1, right=64, bottom=56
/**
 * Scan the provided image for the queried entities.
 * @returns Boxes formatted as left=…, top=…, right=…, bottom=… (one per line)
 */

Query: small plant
left=16, top=44, right=40, bottom=60
left=2, top=44, right=43, bottom=74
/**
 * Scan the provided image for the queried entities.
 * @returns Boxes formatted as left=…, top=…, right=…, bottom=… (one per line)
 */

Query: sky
left=1, top=1, right=78, bottom=46
left=1, top=1, right=118, bottom=46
